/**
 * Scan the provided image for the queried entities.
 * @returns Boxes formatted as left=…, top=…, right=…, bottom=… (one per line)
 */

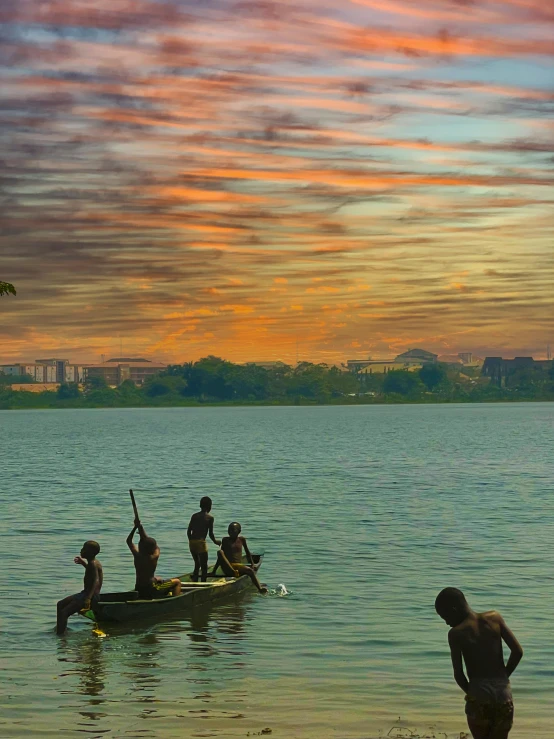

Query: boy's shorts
left=137, top=578, right=175, bottom=599
left=465, top=678, right=514, bottom=731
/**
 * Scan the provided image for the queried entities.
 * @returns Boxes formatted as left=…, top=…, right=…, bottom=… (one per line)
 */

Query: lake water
left=1, top=404, right=553, bottom=738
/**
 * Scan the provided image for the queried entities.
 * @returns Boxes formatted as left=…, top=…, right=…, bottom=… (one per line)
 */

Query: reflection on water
left=57, top=630, right=108, bottom=724
left=53, top=593, right=255, bottom=732
left=124, top=631, right=163, bottom=715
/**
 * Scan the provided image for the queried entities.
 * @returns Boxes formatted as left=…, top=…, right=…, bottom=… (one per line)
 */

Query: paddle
left=129, top=488, right=140, bottom=524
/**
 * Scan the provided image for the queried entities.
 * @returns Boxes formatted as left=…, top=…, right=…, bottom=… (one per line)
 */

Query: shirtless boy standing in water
left=56, top=540, right=103, bottom=634
left=435, top=588, right=523, bottom=739
left=127, top=518, right=182, bottom=599
left=187, top=496, right=220, bottom=581
left=216, top=522, right=267, bottom=593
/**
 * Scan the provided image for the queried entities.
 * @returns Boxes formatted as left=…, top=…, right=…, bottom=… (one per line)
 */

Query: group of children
left=56, top=500, right=524, bottom=739
left=56, top=495, right=267, bottom=634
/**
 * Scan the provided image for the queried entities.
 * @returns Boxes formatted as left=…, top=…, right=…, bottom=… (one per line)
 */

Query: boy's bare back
left=188, top=510, right=214, bottom=540
left=449, top=611, right=513, bottom=681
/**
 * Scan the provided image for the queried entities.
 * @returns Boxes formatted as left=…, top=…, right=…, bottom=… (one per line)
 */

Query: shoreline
left=1, top=396, right=552, bottom=410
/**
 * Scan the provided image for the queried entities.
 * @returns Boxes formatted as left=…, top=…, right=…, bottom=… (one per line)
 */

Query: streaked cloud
left=1, top=0, right=553, bottom=363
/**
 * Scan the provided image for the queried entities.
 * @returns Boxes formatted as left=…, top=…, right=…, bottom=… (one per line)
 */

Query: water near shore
left=1, top=404, right=553, bottom=738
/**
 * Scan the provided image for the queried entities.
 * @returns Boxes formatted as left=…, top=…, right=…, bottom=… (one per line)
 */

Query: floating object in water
left=275, top=583, right=289, bottom=596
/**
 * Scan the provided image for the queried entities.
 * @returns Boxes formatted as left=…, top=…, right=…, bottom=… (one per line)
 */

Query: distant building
left=85, top=358, right=166, bottom=386
left=344, top=358, right=385, bottom=372
left=437, top=354, right=464, bottom=366
left=345, top=348, right=436, bottom=373
left=0, top=359, right=85, bottom=383
left=10, top=383, right=60, bottom=393
left=244, top=361, right=289, bottom=371
left=394, top=349, right=437, bottom=365
left=438, top=353, right=483, bottom=368
left=458, top=352, right=473, bottom=364
left=482, top=356, right=552, bottom=386
left=35, top=358, right=70, bottom=383
left=357, top=361, right=422, bottom=375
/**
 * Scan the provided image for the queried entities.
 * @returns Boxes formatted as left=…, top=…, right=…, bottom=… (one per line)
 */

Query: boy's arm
left=448, top=631, right=469, bottom=693
left=499, top=615, right=523, bottom=676
left=187, top=517, right=194, bottom=541
left=208, top=517, right=221, bottom=546
left=241, top=537, right=254, bottom=566
left=137, top=520, right=149, bottom=541
left=217, top=541, right=233, bottom=569
left=126, top=525, right=138, bottom=554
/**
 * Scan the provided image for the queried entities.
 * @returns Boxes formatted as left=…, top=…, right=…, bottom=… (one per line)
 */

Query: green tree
left=193, top=356, right=234, bottom=400
left=85, top=374, right=108, bottom=390
left=57, top=382, right=80, bottom=400
left=85, top=386, right=119, bottom=406
left=326, top=366, right=358, bottom=397
left=143, top=374, right=187, bottom=399
left=225, top=363, right=270, bottom=400
left=287, top=362, right=330, bottom=400
left=0, top=282, right=16, bottom=297
left=508, top=365, right=547, bottom=396
left=419, top=363, right=448, bottom=391
left=383, top=370, right=423, bottom=396
left=145, top=380, right=172, bottom=398
left=0, top=373, right=34, bottom=385
left=358, top=370, right=385, bottom=395
left=117, top=379, right=142, bottom=402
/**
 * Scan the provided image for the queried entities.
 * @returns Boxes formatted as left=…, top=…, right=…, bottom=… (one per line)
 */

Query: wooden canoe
left=82, top=554, right=263, bottom=623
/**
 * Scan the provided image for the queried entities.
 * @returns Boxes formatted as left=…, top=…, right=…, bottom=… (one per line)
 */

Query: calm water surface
left=1, top=404, right=553, bottom=738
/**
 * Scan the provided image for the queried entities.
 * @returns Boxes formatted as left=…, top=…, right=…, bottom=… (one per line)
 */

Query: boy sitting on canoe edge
left=435, top=587, right=523, bottom=739
left=127, top=517, right=182, bottom=599
left=56, top=540, right=103, bottom=634
left=187, top=496, right=221, bottom=582
left=216, top=522, right=267, bottom=594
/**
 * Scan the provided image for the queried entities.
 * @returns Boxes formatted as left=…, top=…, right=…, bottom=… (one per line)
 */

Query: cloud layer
left=1, top=0, right=553, bottom=363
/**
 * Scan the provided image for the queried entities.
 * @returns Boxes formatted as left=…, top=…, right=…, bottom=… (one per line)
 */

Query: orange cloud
left=1, top=0, right=552, bottom=365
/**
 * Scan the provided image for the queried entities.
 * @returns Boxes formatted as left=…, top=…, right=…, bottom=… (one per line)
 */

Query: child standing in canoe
left=187, top=496, right=221, bottom=581
left=56, top=540, right=103, bottom=634
left=435, top=588, right=523, bottom=739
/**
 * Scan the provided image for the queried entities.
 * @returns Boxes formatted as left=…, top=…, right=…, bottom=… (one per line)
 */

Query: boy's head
left=139, top=536, right=158, bottom=555
left=435, top=587, right=470, bottom=627
left=228, top=522, right=241, bottom=538
left=81, top=540, right=100, bottom=559
left=200, top=496, right=212, bottom=512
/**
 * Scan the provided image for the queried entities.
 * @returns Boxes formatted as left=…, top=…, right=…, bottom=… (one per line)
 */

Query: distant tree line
left=1, top=356, right=553, bottom=410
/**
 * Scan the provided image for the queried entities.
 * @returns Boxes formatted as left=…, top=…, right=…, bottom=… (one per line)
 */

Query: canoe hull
left=88, top=554, right=263, bottom=623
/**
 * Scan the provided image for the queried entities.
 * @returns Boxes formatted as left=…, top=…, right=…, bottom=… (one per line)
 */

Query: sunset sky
left=1, top=0, right=553, bottom=365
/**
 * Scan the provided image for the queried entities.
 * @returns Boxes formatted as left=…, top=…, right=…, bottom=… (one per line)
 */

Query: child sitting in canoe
left=216, top=522, right=267, bottom=593
left=187, top=496, right=221, bottom=582
left=435, top=587, right=523, bottom=739
left=127, top=517, right=182, bottom=599
left=56, top=540, right=103, bottom=634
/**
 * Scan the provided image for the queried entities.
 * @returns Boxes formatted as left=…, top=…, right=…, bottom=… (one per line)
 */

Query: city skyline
left=1, top=0, right=553, bottom=365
